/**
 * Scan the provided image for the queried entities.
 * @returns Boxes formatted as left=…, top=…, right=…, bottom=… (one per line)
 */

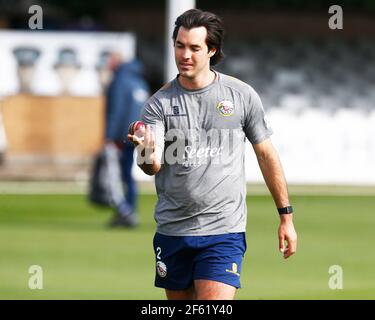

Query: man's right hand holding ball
left=127, top=121, right=161, bottom=176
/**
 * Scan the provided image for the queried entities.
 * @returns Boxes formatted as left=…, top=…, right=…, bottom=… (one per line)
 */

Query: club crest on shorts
left=156, top=261, right=167, bottom=278
left=217, top=100, right=234, bottom=116
left=225, top=262, right=240, bottom=276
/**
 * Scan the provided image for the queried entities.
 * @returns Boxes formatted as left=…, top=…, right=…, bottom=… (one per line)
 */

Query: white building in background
left=0, top=31, right=135, bottom=97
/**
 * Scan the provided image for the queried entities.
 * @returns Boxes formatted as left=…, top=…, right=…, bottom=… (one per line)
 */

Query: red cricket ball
left=128, top=121, right=146, bottom=138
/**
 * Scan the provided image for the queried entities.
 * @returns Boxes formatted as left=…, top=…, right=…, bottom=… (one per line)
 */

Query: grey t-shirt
left=141, top=72, right=273, bottom=236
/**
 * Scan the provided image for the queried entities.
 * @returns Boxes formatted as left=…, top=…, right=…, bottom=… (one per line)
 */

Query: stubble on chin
left=178, top=70, right=194, bottom=80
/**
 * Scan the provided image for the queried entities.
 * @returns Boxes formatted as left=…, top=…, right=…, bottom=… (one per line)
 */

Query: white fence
left=248, top=108, right=375, bottom=185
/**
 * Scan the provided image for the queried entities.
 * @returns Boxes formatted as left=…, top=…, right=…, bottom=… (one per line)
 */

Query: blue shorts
left=153, top=232, right=247, bottom=290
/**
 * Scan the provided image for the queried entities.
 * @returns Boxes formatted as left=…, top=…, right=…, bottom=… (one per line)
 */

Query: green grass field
left=0, top=192, right=374, bottom=299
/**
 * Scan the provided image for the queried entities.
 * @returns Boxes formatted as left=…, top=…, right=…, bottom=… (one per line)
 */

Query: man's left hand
left=278, top=215, right=297, bottom=259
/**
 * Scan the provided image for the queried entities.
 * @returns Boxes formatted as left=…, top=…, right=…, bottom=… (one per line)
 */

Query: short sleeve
left=243, top=87, right=273, bottom=144
left=141, top=99, right=165, bottom=152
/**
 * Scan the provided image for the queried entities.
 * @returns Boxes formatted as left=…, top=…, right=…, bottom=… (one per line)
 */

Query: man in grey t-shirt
left=128, top=9, right=297, bottom=300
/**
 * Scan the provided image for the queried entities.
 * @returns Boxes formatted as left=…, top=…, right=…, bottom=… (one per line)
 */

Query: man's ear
left=208, top=48, right=216, bottom=58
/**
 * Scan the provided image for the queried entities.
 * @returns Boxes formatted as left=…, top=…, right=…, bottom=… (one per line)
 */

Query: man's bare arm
left=253, top=138, right=289, bottom=208
left=252, top=138, right=297, bottom=259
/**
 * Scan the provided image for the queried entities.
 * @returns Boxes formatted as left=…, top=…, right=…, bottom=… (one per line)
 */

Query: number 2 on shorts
left=156, top=247, right=162, bottom=260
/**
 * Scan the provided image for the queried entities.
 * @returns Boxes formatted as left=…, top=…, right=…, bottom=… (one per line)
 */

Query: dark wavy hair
left=172, top=9, right=225, bottom=66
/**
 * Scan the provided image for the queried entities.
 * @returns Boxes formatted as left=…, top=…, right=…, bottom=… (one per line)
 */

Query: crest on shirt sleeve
left=216, top=100, right=234, bottom=116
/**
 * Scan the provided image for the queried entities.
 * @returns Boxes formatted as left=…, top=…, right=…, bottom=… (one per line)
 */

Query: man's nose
left=181, top=48, right=192, bottom=59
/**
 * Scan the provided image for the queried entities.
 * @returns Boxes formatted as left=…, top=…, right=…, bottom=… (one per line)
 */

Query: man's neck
left=178, top=69, right=216, bottom=90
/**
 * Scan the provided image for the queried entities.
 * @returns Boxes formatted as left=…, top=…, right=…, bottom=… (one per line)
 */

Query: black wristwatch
left=277, top=206, right=294, bottom=214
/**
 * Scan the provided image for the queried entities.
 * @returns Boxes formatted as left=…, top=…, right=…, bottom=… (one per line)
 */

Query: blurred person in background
left=105, top=50, right=150, bottom=227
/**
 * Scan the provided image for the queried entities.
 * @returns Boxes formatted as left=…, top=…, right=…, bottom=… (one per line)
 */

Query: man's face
left=174, top=26, right=216, bottom=79
left=108, top=52, right=123, bottom=71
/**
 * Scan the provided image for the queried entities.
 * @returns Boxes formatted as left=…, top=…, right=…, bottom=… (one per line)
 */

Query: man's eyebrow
left=175, top=40, right=202, bottom=48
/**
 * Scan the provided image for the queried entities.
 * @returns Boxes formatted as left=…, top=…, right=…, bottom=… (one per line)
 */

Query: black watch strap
left=278, top=206, right=294, bottom=214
